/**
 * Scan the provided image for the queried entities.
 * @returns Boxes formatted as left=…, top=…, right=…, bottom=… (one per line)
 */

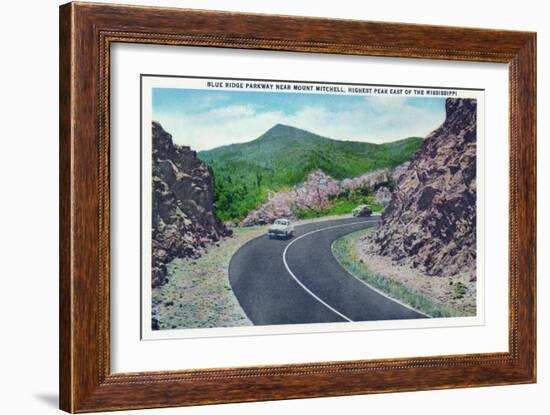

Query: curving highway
left=229, top=216, right=427, bottom=326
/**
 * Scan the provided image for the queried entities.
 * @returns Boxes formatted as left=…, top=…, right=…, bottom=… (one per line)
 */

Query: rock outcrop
left=392, top=161, right=410, bottom=183
left=341, top=168, right=392, bottom=192
left=374, top=186, right=392, bottom=205
left=371, top=98, right=477, bottom=278
left=151, top=121, right=229, bottom=288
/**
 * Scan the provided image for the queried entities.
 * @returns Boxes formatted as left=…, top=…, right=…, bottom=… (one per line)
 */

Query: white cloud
left=154, top=99, right=445, bottom=151
left=362, top=95, right=408, bottom=113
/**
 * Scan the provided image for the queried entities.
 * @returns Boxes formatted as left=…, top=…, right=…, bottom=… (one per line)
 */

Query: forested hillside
left=198, top=124, right=422, bottom=221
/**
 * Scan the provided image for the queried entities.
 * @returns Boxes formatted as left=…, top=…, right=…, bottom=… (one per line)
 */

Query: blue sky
left=152, top=88, right=446, bottom=151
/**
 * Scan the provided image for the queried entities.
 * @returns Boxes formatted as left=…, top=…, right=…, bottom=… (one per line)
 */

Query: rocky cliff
left=371, top=98, right=477, bottom=278
left=151, top=121, right=229, bottom=288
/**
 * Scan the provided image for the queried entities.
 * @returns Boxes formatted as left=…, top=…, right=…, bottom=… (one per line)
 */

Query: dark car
left=352, top=204, right=372, bottom=217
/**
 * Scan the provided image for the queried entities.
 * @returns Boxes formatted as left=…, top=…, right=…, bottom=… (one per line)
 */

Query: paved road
left=229, top=216, right=427, bottom=326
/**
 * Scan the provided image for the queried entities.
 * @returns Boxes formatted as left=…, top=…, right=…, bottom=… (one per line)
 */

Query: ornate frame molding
left=60, top=2, right=536, bottom=412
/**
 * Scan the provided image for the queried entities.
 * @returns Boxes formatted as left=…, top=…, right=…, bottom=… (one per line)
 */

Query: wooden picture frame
left=59, top=2, right=536, bottom=412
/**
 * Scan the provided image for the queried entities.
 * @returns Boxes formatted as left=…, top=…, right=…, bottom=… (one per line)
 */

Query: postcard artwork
left=140, top=75, right=484, bottom=340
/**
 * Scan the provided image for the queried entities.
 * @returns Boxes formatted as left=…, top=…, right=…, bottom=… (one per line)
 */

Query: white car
left=268, top=219, right=295, bottom=239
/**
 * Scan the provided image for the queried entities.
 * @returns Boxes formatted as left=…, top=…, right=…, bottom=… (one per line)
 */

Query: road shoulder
left=331, top=228, right=476, bottom=318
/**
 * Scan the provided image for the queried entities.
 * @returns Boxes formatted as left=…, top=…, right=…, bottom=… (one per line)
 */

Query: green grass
left=294, top=190, right=385, bottom=219
left=452, top=282, right=467, bottom=299
left=199, top=124, right=422, bottom=221
left=331, top=230, right=465, bottom=318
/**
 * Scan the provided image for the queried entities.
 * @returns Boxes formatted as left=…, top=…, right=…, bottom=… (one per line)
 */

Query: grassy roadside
left=331, top=229, right=472, bottom=318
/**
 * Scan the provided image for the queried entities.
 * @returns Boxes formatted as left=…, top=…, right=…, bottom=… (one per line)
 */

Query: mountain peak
left=257, top=124, right=313, bottom=141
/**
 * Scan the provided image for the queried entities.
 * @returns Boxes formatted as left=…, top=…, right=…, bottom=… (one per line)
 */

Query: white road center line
left=282, top=220, right=377, bottom=322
